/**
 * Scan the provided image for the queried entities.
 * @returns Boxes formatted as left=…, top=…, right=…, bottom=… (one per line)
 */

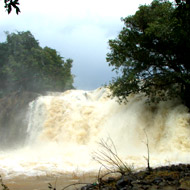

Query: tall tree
left=0, top=31, right=74, bottom=96
left=107, top=0, right=190, bottom=108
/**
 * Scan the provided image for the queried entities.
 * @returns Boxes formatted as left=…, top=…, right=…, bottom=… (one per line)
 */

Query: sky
left=0, top=0, right=153, bottom=90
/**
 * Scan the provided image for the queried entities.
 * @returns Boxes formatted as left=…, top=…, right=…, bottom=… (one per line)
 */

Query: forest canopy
left=107, top=0, right=190, bottom=108
left=0, top=31, right=74, bottom=97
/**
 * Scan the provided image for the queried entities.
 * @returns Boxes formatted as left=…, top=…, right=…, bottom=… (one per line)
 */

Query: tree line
left=3, top=0, right=190, bottom=109
left=107, top=0, right=190, bottom=109
left=0, top=31, right=74, bottom=97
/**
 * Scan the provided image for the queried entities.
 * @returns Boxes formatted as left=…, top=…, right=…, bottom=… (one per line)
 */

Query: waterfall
left=0, top=87, right=190, bottom=177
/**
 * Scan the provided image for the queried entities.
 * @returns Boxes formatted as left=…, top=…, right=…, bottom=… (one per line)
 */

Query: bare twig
left=97, top=166, right=102, bottom=190
left=143, top=129, right=151, bottom=171
left=93, top=137, right=133, bottom=175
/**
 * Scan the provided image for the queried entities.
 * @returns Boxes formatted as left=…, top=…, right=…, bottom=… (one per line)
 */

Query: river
left=0, top=87, right=190, bottom=189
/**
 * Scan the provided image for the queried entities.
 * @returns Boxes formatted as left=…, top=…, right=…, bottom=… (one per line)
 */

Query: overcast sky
left=0, top=0, right=153, bottom=90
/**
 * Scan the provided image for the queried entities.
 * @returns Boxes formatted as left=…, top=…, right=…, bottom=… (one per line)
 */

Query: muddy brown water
left=2, top=173, right=97, bottom=190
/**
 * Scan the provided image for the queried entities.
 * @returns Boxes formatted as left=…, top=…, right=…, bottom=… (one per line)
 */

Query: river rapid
left=0, top=87, right=190, bottom=181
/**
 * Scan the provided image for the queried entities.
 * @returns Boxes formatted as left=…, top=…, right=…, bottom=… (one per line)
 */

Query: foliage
left=4, top=0, right=20, bottom=14
left=0, top=31, right=74, bottom=97
left=107, top=0, right=190, bottom=108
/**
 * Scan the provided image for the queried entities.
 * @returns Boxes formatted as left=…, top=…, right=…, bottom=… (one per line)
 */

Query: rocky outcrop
left=81, top=164, right=190, bottom=190
left=0, top=91, right=39, bottom=149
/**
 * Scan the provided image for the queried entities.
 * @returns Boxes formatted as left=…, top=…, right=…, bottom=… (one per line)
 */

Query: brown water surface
left=3, top=173, right=97, bottom=190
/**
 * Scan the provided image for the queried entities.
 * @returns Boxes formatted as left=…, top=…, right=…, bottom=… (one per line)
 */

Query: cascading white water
left=0, top=87, right=190, bottom=178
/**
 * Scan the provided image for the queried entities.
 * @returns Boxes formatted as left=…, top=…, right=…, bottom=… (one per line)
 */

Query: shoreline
left=2, top=163, right=190, bottom=190
left=2, top=172, right=97, bottom=190
left=81, top=164, right=190, bottom=190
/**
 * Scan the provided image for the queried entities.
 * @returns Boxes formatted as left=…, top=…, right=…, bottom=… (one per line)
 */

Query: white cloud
left=0, top=0, right=153, bottom=90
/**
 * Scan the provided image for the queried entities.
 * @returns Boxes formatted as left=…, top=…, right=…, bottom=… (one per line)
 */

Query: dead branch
left=92, top=137, right=133, bottom=175
left=143, top=129, right=151, bottom=171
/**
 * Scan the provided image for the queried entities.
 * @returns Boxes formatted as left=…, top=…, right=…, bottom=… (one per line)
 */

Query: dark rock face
left=116, top=176, right=134, bottom=189
left=0, top=91, right=39, bottom=149
left=81, top=164, right=190, bottom=190
left=81, top=184, right=96, bottom=190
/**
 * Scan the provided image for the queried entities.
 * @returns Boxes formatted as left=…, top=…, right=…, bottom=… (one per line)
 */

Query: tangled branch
left=92, top=137, right=133, bottom=175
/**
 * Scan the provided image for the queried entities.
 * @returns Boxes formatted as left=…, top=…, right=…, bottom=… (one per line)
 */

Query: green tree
left=107, top=0, right=190, bottom=108
left=40, top=47, right=74, bottom=91
left=0, top=31, right=74, bottom=96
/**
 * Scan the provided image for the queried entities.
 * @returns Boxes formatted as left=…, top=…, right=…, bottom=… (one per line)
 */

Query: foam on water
left=0, top=87, right=190, bottom=178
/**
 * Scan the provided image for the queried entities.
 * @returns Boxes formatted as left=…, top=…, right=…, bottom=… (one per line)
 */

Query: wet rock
left=80, top=164, right=190, bottom=190
left=183, top=172, right=190, bottom=177
left=0, top=91, right=39, bottom=149
left=117, top=187, right=131, bottom=190
left=164, top=176, right=175, bottom=181
left=161, top=186, right=176, bottom=190
left=81, top=184, right=96, bottom=190
left=179, top=177, right=190, bottom=190
left=101, top=186, right=115, bottom=190
left=152, top=177, right=163, bottom=185
left=116, top=176, right=133, bottom=189
left=147, top=185, right=158, bottom=190
left=107, top=177, right=116, bottom=183
left=131, top=186, right=144, bottom=190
